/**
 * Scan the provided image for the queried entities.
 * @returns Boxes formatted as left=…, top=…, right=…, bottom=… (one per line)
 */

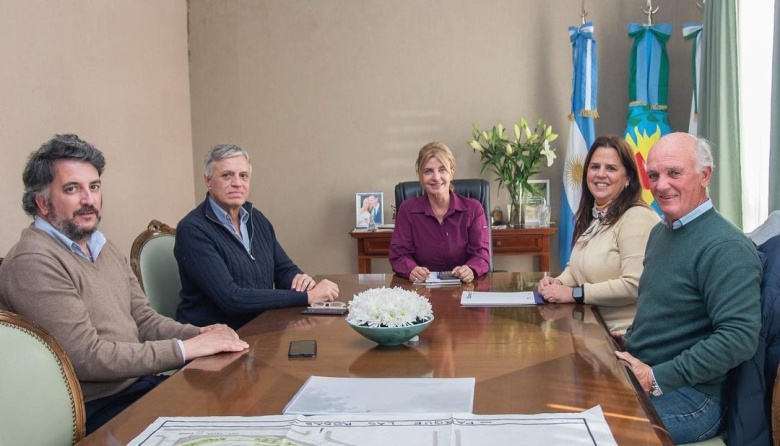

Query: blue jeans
left=651, top=386, right=726, bottom=444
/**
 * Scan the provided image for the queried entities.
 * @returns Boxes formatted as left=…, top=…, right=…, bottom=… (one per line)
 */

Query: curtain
left=698, top=0, right=743, bottom=226
left=683, top=23, right=703, bottom=135
left=770, top=0, right=780, bottom=211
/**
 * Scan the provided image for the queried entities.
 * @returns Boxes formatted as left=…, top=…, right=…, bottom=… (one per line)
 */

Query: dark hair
left=22, top=134, right=106, bottom=216
left=572, top=135, right=646, bottom=243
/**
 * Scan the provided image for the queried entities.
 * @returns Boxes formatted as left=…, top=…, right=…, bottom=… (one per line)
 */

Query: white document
left=460, top=290, right=542, bottom=306
left=283, top=376, right=475, bottom=415
left=128, top=407, right=618, bottom=446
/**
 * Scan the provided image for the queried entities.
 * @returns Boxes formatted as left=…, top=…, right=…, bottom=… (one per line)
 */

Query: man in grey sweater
left=0, top=134, right=249, bottom=434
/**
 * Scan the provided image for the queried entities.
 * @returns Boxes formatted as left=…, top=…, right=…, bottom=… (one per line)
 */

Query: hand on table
left=291, top=273, right=317, bottom=292
left=184, top=327, right=249, bottom=360
left=306, top=279, right=339, bottom=303
left=408, top=266, right=431, bottom=283
left=452, top=265, right=475, bottom=283
left=538, top=280, right=574, bottom=304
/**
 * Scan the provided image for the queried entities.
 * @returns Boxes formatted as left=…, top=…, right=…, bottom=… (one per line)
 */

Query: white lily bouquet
left=469, top=118, right=558, bottom=227
left=346, top=287, right=433, bottom=328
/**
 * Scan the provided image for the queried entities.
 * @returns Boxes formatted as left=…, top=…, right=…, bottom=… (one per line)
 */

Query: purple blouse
left=389, top=192, right=490, bottom=278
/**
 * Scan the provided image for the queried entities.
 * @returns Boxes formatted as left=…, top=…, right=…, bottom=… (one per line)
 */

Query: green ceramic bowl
left=347, top=317, right=434, bottom=346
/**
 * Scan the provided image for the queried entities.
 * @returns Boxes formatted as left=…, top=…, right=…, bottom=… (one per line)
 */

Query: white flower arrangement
left=346, top=287, right=433, bottom=328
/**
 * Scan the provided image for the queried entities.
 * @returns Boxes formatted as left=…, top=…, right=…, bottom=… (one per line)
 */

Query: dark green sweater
left=625, top=208, right=761, bottom=399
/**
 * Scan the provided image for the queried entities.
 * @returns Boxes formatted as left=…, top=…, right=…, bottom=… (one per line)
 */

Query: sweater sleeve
left=556, top=267, right=576, bottom=286
left=0, top=251, right=187, bottom=381
left=585, top=207, right=659, bottom=306
left=175, top=223, right=308, bottom=316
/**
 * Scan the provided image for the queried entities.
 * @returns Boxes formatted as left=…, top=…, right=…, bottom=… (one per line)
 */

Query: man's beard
left=47, top=200, right=101, bottom=242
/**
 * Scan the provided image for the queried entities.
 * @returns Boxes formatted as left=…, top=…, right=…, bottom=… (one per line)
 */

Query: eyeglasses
left=310, top=301, right=347, bottom=309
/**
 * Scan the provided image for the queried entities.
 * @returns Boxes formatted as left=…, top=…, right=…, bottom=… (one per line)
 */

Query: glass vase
left=508, top=189, right=525, bottom=228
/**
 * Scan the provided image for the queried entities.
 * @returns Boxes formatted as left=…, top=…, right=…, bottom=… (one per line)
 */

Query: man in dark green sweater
left=615, top=133, right=761, bottom=444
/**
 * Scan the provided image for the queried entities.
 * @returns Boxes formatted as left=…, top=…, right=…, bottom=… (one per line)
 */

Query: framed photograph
left=524, top=180, right=550, bottom=226
left=355, top=192, right=384, bottom=228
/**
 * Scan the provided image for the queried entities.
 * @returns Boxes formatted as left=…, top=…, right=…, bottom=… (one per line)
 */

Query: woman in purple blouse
left=389, top=142, right=491, bottom=283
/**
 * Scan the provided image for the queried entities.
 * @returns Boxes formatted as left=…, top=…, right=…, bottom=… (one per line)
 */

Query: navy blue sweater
left=726, top=234, right=780, bottom=446
left=174, top=196, right=308, bottom=329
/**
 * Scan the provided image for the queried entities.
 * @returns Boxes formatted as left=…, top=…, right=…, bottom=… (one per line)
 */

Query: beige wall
left=188, top=0, right=701, bottom=274
left=0, top=0, right=195, bottom=257
left=0, top=1, right=702, bottom=274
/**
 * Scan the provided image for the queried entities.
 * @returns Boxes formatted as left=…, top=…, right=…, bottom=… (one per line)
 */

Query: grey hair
left=22, top=134, right=105, bottom=216
left=694, top=137, right=715, bottom=173
left=204, top=144, right=252, bottom=179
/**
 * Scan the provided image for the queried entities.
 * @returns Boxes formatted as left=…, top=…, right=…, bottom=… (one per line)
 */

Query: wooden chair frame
left=0, top=310, right=85, bottom=444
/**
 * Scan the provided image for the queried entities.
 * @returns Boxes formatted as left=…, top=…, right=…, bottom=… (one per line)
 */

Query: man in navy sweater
left=615, top=133, right=761, bottom=444
left=175, top=144, right=339, bottom=329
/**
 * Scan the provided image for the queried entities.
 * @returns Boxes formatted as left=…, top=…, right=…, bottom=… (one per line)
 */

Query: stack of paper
left=460, top=291, right=544, bottom=306
left=415, top=271, right=461, bottom=286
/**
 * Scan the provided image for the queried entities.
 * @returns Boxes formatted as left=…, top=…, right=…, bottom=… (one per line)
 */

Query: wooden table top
left=77, top=273, right=671, bottom=445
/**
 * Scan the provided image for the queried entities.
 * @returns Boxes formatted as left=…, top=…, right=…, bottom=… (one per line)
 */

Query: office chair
left=0, top=310, right=86, bottom=445
left=394, top=179, right=493, bottom=271
left=130, top=220, right=181, bottom=319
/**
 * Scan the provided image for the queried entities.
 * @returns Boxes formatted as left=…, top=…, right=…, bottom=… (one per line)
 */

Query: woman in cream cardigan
left=537, top=135, right=659, bottom=333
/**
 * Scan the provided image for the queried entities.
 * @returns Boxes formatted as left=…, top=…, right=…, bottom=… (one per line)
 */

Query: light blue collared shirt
left=661, top=198, right=713, bottom=229
left=208, top=196, right=251, bottom=253
left=34, top=216, right=106, bottom=262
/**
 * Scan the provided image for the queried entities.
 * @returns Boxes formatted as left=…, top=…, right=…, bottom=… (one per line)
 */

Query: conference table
left=77, top=273, right=671, bottom=445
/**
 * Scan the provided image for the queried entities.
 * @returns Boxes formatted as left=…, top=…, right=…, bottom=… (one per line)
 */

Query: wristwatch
left=649, top=376, right=663, bottom=397
left=572, top=286, right=584, bottom=304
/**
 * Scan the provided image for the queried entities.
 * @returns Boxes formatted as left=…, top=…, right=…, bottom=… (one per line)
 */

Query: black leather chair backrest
left=394, top=179, right=493, bottom=271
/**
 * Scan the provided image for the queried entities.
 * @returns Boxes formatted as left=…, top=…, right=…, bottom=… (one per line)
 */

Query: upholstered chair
left=130, top=220, right=181, bottom=319
left=0, top=310, right=85, bottom=445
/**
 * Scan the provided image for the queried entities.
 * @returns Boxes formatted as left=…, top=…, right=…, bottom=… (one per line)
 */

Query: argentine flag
left=561, top=22, right=598, bottom=267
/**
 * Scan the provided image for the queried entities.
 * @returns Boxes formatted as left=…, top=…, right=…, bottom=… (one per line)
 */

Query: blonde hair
left=415, top=142, right=455, bottom=190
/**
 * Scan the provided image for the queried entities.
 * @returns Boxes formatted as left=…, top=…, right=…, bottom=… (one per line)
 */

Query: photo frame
left=355, top=192, right=384, bottom=228
left=524, top=180, right=550, bottom=226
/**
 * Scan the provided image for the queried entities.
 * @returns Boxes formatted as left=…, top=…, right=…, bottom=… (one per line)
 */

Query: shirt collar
left=662, top=198, right=713, bottom=229
left=33, top=216, right=106, bottom=262
left=208, top=195, right=249, bottom=226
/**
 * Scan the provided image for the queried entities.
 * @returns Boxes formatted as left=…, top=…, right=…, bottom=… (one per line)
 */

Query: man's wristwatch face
left=572, top=286, right=584, bottom=304
left=650, top=380, right=663, bottom=397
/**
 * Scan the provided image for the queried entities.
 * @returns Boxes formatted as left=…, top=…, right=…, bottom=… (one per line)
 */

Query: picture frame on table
left=524, top=180, right=550, bottom=226
left=355, top=192, right=384, bottom=228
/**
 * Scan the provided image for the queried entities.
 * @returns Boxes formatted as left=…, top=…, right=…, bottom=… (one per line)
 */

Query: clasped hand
left=536, top=276, right=574, bottom=303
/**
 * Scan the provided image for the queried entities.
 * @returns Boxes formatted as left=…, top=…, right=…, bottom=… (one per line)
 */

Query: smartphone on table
left=288, top=339, right=317, bottom=358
